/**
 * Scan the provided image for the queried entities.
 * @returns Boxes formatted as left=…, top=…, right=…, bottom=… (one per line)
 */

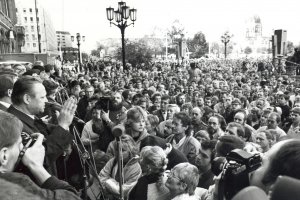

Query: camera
left=21, top=132, right=37, bottom=147
left=217, top=149, right=262, bottom=200
left=96, top=96, right=111, bottom=113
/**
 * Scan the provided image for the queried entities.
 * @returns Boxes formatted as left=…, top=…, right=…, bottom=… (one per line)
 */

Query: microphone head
left=112, top=124, right=125, bottom=138
left=232, top=186, right=268, bottom=200
left=271, top=176, right=300, bottom=200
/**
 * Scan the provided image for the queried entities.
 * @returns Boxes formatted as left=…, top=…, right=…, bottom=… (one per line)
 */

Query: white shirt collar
left=0, top=101, right=10, bottom=108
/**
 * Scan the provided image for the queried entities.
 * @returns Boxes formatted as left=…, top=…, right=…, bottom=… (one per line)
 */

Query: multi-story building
left=0, top=0, right=24, bottom=54
left=15, top=0, right=57, bottom=54
left=56, top=31, right=72, bottom=48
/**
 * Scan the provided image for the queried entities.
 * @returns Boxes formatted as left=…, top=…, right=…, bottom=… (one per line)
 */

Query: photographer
left=0, top=111, right=81, bottom=200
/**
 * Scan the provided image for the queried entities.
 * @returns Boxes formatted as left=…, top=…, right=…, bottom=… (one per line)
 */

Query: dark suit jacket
left=167, top=147, right=188, bottom=170
left=8, top=105, right=73, bottom=176
left=153, top=109, right=166, bottom=123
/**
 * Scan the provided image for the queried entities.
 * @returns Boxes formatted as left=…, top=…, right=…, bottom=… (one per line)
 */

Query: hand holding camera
left=22, top=133, right=45, bottom=170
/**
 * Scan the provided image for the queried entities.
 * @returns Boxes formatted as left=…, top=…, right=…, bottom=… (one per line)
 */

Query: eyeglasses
left=167, top=170, right=183, bottom=183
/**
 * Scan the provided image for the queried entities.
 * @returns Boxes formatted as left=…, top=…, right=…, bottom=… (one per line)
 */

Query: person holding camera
left=8, top=76, right=76, bottom=178
left=0, top=111, right=81, bottom=200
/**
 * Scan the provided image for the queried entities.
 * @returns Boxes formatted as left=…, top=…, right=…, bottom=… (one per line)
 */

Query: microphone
left=112, top=124, right=125, bottom=138
left=232, top=186, right=268, bottom=200
left=45, top=102, right=85, bottom=124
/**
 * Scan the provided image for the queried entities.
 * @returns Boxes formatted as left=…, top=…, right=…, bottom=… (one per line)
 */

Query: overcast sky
left=40, top=0, right=300, bottom=52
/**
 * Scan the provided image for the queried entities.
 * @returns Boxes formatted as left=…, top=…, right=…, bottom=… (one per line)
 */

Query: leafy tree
left=186, top=31, right=208, bottom=58
left=114, top=39, right=153, bottom=67
left=244, top=46, right=252, bottom=54
left=167, top=20, right=186, bottom=55
left=211, top=42, right=220, bottom=57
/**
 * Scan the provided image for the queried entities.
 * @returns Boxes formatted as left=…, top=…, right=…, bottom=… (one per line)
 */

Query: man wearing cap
left=287, top=107, right=300, bottom=138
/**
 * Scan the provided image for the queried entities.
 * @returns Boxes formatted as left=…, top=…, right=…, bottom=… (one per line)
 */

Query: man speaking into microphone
left=8, top=76, right=76, bottom=179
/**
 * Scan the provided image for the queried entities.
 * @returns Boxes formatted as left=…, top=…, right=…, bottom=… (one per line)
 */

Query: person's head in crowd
left=176, top=93, right=186, bottom=107
left=12, top=64, right=26, bottom=76
left=0, top=111, right=24, bottom=172
left=132, top=93, right=143, bottom=106
left=181, top=103, right=193, bottom=116
left=250, top=139, right=300, bottom=193
left=69, top=80, right=81, bottom=98
left=234, top=86, right=243, bottom=98
left=145, top=114, right=159, bottom=135
left=188, top=85, right=194, bottom=95
left=151, top=93, right=162, bottom=109
left=91, top=104, right=102, bottom=122
left=231, top=98, right=242, bottom=111
left=207, top=116, right=221, bottom=139
left=139, top=146, right=168, bottom=176
left=225, top=95, right=233, bottom=107
left=225, top=122, right=247, bottom=140
left=290, top=107, right=300, bottom=125
left=197, top=96, right=205, bottom=107
left=191, top=107, right=204, bottom=123
left=160, top=95, right=170, bottom=112
left=211, top=95, right=219, bottom=107
left=195, top=140, right=216, bottom=173
left=260, top=109, right=272, bottom=127
left=0, top=75, right=15, bottom=105
left=172, top=112, right=191, bottom=137
left=165, top=163, right=199, bottom=198
left=192, top=91, right=200, bottom=101
left=125, top=106, right=147, bottom=139
left=194, top=130, right=210, bottom=144
left=164, top=120, right=173, bottom=138
left=44, top=64, right=55, bottom=77
left=122, top=89, right=131, bottom=103
left=135, top=79, right=143, bottom=89
left=234, top=111, right=247, bottom=125
left=255, top=130, right=274, bottom=153
left=277, top=94, right=289, bottom=106
left=136, top=97, right=147, bottom=111
left=110, top=91, right=123, bottom=110
left=11, top=76, right=47, bottom=115
left=42, top=79, right=59, bottom=101
left=205, top=97, right=212, bottom=107
left=215, top=135, right=245, bottom=157
left=142, top=79, right=150, bottom=88
left=166, top=104, right=180, bottom=120
left=88, top=95, right=100, bottom=110
left=267, top=112, right=281, bottom=129
left=32, top=64, right=47, bottom=80
left=85, top=85, right=94, bottom=99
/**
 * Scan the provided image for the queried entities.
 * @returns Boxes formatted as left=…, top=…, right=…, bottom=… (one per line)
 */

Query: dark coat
left=8, top=105, right=73, bottom=177
left=167, top=147, right=188, bottom=170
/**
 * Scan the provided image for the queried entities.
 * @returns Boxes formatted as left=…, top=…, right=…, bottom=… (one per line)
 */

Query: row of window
left=24, top=25, right=39, bottom=32
left=25, top=34, right=37, bottom=40
left=16, top=8, right=38, bottom=13
left=26, top=43, right=37, bottom=48
left=24, top=17, right=39, bottom=23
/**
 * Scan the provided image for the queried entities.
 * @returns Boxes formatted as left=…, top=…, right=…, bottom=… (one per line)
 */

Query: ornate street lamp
left=71, top=33, right=85, bottom=71
left=106, top=1, right=137, bottom=71
left=221, top=31, right=233, bottom=59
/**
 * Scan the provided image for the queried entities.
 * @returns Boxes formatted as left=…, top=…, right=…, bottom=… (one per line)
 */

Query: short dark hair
left=11, top=76, right=41, bottom=105
left=44, top=64, right=54, bottom=73
left=0, top=75, right=14, bottom=98
left=173, top=112, right=191, bottom=128
left=262, top=140, right=300, bottom=186
left=201, top=140, right=217, bottom=161
left=140, top=135, right=167, bottom=151
left=0, top=111, right=23, bottom=150
left=216, top=135, right=245, bottom=157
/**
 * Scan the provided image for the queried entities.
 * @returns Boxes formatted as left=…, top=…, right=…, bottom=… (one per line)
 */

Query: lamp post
left=221, top=31, right=232, bottom=59
left=71, top=33, right=85, bottom=72
left=106, top=1, right=137, bottom=71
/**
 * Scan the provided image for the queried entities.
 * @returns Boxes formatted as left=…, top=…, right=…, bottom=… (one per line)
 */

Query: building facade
left=56, top=31, right=72, bottom=48
left=0, top=0, right=24, bottom=54
left=15, top=0, right=57, bottom=54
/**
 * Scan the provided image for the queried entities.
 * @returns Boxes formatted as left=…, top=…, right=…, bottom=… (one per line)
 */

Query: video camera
left=96, top=96, right=111, bottom=113
left=217, top=149, right=262, bottom=200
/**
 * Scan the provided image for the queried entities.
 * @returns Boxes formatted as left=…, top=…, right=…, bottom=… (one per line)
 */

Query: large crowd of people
left=0, top=58, right=300, bottom=200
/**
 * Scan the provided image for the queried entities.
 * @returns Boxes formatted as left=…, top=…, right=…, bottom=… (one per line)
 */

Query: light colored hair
left=172, top=162, right=200, bottom=195
left=139, top=146, right=168, bottom=175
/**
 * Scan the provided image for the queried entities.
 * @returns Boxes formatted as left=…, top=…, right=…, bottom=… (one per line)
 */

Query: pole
left=77, top=42, right=81, bottom=72
left=34, top=0, right=41, bottom=53
left=165, top=33, right=168, bottom=60
left=224, top=42, right=227, bottom=59
left=121, top=27, right=126, bottom=71
left=116, top=137, right=124, bottom=200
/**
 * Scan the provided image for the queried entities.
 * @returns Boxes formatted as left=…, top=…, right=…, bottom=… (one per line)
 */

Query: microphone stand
left=71, top=124, right=108, bottom=200
left=116, top=136, right=124, bottom=200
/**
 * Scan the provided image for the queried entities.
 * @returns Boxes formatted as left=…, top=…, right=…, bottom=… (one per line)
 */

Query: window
left=37, top=17, right=39, bottom=22
left=23, top=8, right=26, bottom=13
left=31, top=26, right=34, bottom=32
left=27, top=43, right=30, bottom=48
left=24, top=17, right=27, bottom=23
left=25, top=26, right=28, bottom=32
left=33, top=43, right=36, bottom=47
left=25, top=34, right=29, bottom=40
left=32, top=34, right=35, bottom=40
left=30, top=17, right=33, bottom=22
left=29, top=8, right=32, bottom=12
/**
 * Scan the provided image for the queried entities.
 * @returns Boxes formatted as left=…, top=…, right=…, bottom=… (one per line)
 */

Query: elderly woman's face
left=165, top=168, right=185, bottom=193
